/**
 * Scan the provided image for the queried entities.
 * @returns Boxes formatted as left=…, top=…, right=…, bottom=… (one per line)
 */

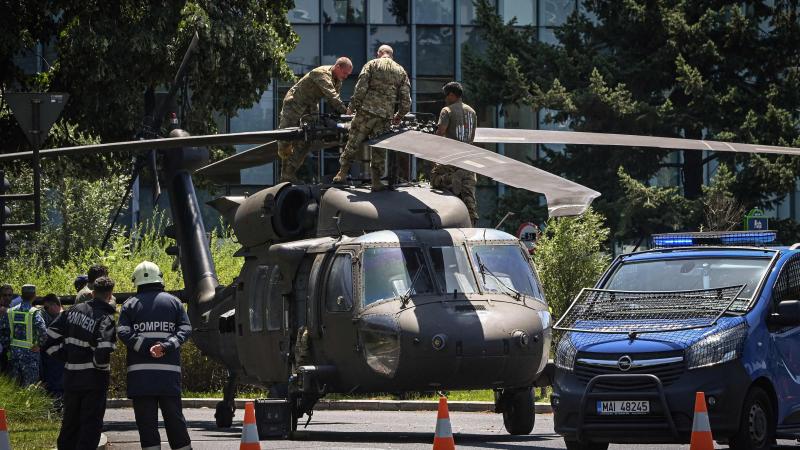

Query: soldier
left=333, top=45, right=411, bottom=190
left=0, top=284, right=47, bottom=386
left=43, top=277, right=117, bottom=450
left=278, top=57, right=353, bottom=183
left=38, top=294, right=65, bottom=401
left=431, top=81, right=479, bottom=225
left=118, top=261, right=192, bottom=450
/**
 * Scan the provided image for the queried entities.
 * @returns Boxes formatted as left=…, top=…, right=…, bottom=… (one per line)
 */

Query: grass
left=0, top=376, right=60, bottom=450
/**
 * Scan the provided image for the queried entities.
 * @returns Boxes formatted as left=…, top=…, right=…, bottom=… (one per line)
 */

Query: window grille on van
left=554, top=285, right=746, bottom=336
left=773, top=254, right=800, bottom=304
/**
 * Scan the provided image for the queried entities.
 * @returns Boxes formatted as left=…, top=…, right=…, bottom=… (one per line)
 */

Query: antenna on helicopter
left=495, top=212, right=515, bottom=230
left=333, top=212, right=343, bottom=240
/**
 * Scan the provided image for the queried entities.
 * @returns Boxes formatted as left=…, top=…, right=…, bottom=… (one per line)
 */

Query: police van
left=552, top=231, right=800, bottom=450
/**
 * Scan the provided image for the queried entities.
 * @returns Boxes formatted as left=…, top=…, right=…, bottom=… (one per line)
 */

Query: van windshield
left=604, top=257, right=771, bottom=306
left=470, top=244, right=542, bottom=298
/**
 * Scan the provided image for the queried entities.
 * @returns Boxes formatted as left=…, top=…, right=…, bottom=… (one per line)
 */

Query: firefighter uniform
left=431, top=99, right=479, bottom=224
left=118, top=262, right=192, bottom=450
left=335, top=56, right=411, bottom=188
left=278, top=65, right=347, bottom=182
left=43, top=297, right=116, bottom=450
left=0, top=285, right=47, bottom=386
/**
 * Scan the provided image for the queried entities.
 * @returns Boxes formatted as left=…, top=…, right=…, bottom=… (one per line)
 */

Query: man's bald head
left=377, top=45, right=394, bottom=59
left=332, top=57, right=353, bottom=80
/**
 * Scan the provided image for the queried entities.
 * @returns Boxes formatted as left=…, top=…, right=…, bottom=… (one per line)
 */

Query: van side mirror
left=770, top=300, right=800, bottom=326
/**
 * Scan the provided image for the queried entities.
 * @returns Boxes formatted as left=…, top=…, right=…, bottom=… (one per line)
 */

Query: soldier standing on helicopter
left=0, top=284, right=47, bottom=386
left=431, top=81, right=479, bottom=225
left=278, top=57, right=353, bottom=183
left=333, top=45, right=411, bottom=190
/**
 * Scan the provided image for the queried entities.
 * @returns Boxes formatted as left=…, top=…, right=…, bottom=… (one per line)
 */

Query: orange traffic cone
left=690, top=392, right=714, bottom=450
left=432, top=396, right=455, bottom=450
left=0, top=409, right=10, bottom=450
left=240, top=401, right=259, bottom=450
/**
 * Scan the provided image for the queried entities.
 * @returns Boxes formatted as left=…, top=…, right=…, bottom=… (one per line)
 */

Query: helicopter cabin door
left=319, top=251, right=359, bottom=367
left=238, top=264, right=290, bottom=384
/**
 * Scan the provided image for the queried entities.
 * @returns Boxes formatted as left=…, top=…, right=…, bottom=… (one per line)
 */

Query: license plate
left=596, top=400, right=650, bottom=415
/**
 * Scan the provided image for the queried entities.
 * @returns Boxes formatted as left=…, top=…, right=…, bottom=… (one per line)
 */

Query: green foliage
left=534, top=208, right=610, bottom=319
left=0, top=375, right=60, bottom=450
left=467, top=1, right=800, bottom=241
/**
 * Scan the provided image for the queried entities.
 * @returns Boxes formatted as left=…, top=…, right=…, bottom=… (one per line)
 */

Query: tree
left=466, top=1, right=800, bottom=242
left=533, top=208, right=610, bottom=319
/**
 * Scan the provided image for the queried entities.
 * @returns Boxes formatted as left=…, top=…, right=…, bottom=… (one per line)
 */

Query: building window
left=369, top=0, right=409, bottom=24
left=230, top=88, right=275, bottom=185
left=369, top=26, right=411, bottom=71
left=540, top=0, right=576, bottom=27
left=323, top=0, right=366, bottom=24
left=323, top=25, right=367, bottom=73
left=416, top=26, right=455, bottom=77
left=501, top=0, right=536, bottom=26
left=287, top=25, right=320, bottom=73
left=415, top=76, right=449, bottom=118
left=459, top=0, right=494, bottom=25
left=414, top=0, right=455, bottom=24
left=290, top=0, right=320, bottom=23
left=539, top=27, right=560, bottom=46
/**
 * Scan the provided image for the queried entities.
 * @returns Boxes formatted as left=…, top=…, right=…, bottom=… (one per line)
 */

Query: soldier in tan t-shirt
left=431, top=82, right=479, bottom=225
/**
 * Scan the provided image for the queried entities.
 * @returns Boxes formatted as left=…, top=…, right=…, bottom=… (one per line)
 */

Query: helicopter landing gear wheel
left=502, top=388, right=535, bottom=435
left=214, top=400, right=234, bottom=428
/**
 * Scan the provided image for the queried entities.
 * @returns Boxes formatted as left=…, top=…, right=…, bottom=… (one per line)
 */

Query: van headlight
left=686, top=322, right=748, bottom=370
left=555, top=335, right=577, bottom=372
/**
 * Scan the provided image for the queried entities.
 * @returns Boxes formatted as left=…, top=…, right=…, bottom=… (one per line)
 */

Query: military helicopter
left=7, top=43, right=800, bottom=440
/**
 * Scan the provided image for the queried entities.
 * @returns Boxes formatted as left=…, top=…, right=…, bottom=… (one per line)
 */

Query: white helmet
left=132, top=261, right=164, bottom=286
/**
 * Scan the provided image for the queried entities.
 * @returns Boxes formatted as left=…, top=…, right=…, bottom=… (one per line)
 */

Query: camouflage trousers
left=431, top=164, right=479, bottom=223
left=340, top=111, right=390, bottom=174
left=10, top=347, right=40, bottom=387
left=278, top=104, right=316, bottom=180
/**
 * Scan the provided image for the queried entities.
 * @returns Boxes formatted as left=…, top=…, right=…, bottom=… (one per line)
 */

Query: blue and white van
left=552, top=231, right=800, bottom=450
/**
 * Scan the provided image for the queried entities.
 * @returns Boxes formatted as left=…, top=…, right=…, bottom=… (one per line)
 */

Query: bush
left=534, top=208, right=611, bottom=319
left=0, top=375, right=60, bottom=449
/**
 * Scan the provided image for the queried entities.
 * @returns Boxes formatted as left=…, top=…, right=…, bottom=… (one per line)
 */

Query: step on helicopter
left=6, top=39, right=800, bottom=439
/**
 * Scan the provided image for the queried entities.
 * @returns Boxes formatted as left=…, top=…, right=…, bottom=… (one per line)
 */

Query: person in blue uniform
left=118, top=261, right=192, bottom=450
left=38, top=294, right=65, bottom=401
left=0, top=284, right=47, bottom=386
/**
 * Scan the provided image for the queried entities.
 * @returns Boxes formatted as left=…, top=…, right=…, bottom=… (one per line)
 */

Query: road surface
left=103, top=408, right=799, bottom=449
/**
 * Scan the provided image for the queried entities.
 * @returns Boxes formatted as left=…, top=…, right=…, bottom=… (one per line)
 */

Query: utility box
left=254, top=399, right=292, bottom=439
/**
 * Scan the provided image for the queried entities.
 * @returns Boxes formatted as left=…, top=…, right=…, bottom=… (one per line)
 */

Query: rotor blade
left=368, top=131, right=600, bottom=217
left=0, top=129, right=302, bottom=163
left=194, top=141, right=279, bottom=183
left=474, top=128, right=800, bottom=156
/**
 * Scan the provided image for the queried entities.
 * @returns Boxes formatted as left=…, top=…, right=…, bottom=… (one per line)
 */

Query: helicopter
left=7, top=44, right=800, bottom=441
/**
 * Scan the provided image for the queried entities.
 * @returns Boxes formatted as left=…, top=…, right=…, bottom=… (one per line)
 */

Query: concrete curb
left=106, top=398, right=552, bottom=414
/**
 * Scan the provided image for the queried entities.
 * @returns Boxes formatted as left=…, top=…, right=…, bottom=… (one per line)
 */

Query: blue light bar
left=651, top=231, right=777, bottom=248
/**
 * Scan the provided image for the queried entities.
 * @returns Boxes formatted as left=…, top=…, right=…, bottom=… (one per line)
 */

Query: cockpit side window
left=362, top=247, right=434, bottom=306
left=326, top=254, right=354, bottom=312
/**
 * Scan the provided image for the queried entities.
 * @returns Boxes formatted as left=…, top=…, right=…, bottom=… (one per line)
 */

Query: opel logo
left=617, top=355, right=633, bottom=371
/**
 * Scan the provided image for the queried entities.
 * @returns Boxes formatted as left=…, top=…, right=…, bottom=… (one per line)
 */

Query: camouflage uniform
left=431, top=100, right=479, bottom=223
left=278, top=65, right=347, bottom=182
left=0, top=300, right=47, bottom=386
left=336, top=57, right=411, bottom=187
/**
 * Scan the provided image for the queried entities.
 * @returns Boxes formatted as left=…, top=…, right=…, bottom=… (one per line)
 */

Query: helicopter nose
left=395, top=299, right=547, bottom=389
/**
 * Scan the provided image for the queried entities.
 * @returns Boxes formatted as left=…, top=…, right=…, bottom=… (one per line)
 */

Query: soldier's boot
left=279, top=158, right=297, bottom=183
left=333, top=162, right=350, bottom=183
left=370, top=166, right=387, bottom=191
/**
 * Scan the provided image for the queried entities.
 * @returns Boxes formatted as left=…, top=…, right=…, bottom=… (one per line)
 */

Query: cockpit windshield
left=363, top=247, right=434, bottom=306
left=471, top=244, right=542, bottom=298
left=429, top=246, right=478, bottom=294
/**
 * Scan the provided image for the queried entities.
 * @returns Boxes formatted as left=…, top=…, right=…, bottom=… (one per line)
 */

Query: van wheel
left=502, top=388, right=535, bottom=435
left=729, top=386, right=775, bottom=450
left=214, top=400, right=234, bottom=428
left=564, top=439, right=609, bottom=450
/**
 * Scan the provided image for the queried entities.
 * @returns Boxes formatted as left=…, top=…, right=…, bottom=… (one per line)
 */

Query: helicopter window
left=267, top=266, right=284, bottom=330
left=470, top=245, right=542, bottom=298
left=326, top=254, right=354, bottom=312
left=362, top=247, right=434, bottom=306
left=429, top=246, right=477, bottom=294
left=249, top=266, right=270, bottom=332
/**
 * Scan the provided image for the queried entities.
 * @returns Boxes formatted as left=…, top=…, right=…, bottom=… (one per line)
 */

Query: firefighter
left=43, top=277, right=117, bottom=450
left=118, top=261, right=192, bottom=450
